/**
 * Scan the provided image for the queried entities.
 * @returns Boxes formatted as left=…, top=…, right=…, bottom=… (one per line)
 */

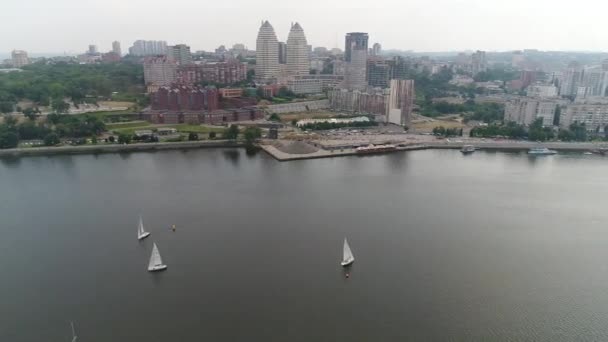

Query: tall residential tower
left=286, top=22, right=309, bottom=76
left=255, top=20, right=279, bottom=83
left=343, top=32, right=369, bottom=90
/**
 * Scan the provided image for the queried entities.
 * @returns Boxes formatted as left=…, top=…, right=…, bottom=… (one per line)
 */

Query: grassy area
left=106, top=121, right=150, bottom=130
left=76, top=109, right=135, bottom=120
left=109, top=123, right=225, bottom=136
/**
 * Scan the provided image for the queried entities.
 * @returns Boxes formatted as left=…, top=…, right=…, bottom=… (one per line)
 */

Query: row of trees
left=469, top=119, right=592, bottom=142
left=432, top=126, right=463, bottom=137
left=420, top=100, right=504, bottom=123
left=0, top=61, right=145, bottom=114
left=298, top=120, right=378, bottom=131
left=0, top=114, right=106, bottom=149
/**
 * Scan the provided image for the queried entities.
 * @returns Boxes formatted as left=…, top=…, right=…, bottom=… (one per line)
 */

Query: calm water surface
left=2, top=149, right=608, bottom=341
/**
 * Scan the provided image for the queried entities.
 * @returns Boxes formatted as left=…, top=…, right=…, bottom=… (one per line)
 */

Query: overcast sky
left=2, top=0, right=607, bottom=55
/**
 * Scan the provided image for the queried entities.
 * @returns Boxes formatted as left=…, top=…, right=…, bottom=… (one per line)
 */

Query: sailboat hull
left=138, top=232, right=151, bottom=241
left=148, top=264, right=167, bottom=272
left=341, top=259, right=354, bottom=267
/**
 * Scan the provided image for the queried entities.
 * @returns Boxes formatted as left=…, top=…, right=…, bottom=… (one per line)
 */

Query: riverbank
left=261, top=140, right=607, bottom=161
left=0, top=140, right=243, bottom=158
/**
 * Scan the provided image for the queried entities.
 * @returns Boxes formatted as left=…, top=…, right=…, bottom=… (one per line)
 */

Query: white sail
left=138, top=216, right=144, bottom=237
left=148, top=243, right=163, bottom=269
left=342, top=238, right=354, bottom=265
left=137, top=216, right=150, bottom=240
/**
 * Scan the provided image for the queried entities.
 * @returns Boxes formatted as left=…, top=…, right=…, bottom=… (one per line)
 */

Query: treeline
left=432, top=126, right=463, bottom=137
left=0, top=114, right=105, bottom=149
left=419, top=100, right=504, bottom=123
left=0, top=61, right=145, bottom=113
left=469, top=119, right=591, bottom=142
left=298, top=120, right=378, bottom=131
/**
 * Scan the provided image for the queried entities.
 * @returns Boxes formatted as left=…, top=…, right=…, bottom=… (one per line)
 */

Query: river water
left=2, top=149, right=608, bottom=341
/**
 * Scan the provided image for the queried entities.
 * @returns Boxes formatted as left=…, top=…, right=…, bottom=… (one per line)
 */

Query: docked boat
left=341, top=238, right=355, bottom=267
left=356, top=144, right=397, bottom=154
left=528, top=147, right=557, bottom=155
left=137, top=216, right=150, bottom=241
left=148, top=242, right=167, bottom=272
left=460, top=145, right=476, bottom=154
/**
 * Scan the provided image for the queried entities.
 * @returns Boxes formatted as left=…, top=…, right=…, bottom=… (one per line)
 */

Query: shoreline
left=1, top=139, right=606, bottom=160
left=0, top=140, right=243, bottom=158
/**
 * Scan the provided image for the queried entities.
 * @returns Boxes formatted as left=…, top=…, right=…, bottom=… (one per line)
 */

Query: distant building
left=343, top=32, right=369, bottom=90
left=129, top=40, right=168, bottom=56
left=372, top=43, right=382, bottom=56
left=176, top=61, right=247, bottom=85
left=291, top=74, right=343, bottom=90
left=88, top=45, right=98, bottom=55
left=367, top=58, right=391, bottom=88
left=286, top=22, right=310, bottom=76
left=167, top=44, right=192, bottom=65
left=112, top=41, right=122, bottom=56
left=471, top=50, right=487, bottom=75
left=581, top=67, right=608, bottom=97
left=11, top=50, right=29, bottom=68
left=287, top=78, right=322, bottom=94
left=313, top=46, right=329, bottom=57
left=520, top=70, right=538, bottom=89
left=101, top=52, right=121, bottom=63
left=150, top=85, right=219, bottom=111
left=527, top=85, right=558, bottom=98
left=278, top=42, right=287, bottom=64
left=387, top=79, right=415, bottom=126
left=504, top=97, right=561, bottom=126
left=256, top=20, right=280, bottom=83
left=328, top=88, right=388, bottom=116
left=560, top=62, right=583, bottom=97
left=143, top=56, right=177, bottom=86
left=561, top=102, right=608, bottom=130
left=219, top=88, right=244, bottom=98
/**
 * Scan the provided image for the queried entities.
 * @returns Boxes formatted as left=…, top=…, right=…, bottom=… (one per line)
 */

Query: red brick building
left=176, top=61, right=248, bottom=85
left=151, top=85, right=219, bottom=111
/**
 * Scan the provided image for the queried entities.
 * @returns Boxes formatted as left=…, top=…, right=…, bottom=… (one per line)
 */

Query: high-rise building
left=367, top=58, right=391, bottom=88
left=343, top=32, right=369, bottom=90
left=560, top=62, right=583, bottom=97
left=129, top=40, right=168, bottom=56
left=167, top=44, right=192, bottom=65
left=278, top=42, right=287, bottom=64
left=286, top=22, right=310, bottom=76
left=88, top=45, right=98, bottom=55
left=387, top=79, right=415, bottom=126
left=112, top=41, right=122, bottom=56
left=11, top=50, right=29, bottom=68
left=505, top=97, right=561, bottom=126
left=255, top=20, right=280, bottom=83
left=520, top=70, right=538, bottom=89
left=143, top=56, right=177, bottom=86
left=372, top=43, right=382, bottom=56
left=581, top=67, right=608, bottom=97
left=176, top=61, right=248, bottom=85
left=471, top=50, right=487, bottom=75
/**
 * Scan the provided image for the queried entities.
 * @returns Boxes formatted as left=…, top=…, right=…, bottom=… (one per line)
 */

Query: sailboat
left=137, top=216, right=150, bottom=241
left=341, top=238, right=355, bottom=267
left=70, top=321, right=77, bottom=342
left=148, top=242, right=167, bottom=272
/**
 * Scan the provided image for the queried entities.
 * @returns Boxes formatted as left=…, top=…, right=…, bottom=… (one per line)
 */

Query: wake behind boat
left=148, top=242, right=167, bottom=272
left=341, top=238, right=355, bottom=267
left=70, top=321, right=77, bottom=342
left=137, top=216, right=150, bottom=241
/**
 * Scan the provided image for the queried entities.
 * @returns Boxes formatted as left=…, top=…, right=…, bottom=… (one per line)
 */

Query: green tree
left=0, top=101, right=14, bottom=114
left=117, top=133, right=132, bottom=144
left=223, top=124, right=239, bottom=140
left=208, top=131, right=216, bottom=139
left=91, top=136, right=98, bottom=144
left=269, top=113, right=280, bottom=122
left=0, top=131, right=19, bottom=148
left=188, top=132, right=199, bottom=141
left=22, top=107, right=36, bottom=120
left=243, top=126, right=262, bottom=144
left=43, top=133, right=60, bottom=146
left=108, top=135, right=115, bottom=143
left=51, top=98, right=70, bottom=114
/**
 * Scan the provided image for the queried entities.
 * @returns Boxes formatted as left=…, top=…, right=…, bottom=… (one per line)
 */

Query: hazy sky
left=2, top=0, right=607, bottom=55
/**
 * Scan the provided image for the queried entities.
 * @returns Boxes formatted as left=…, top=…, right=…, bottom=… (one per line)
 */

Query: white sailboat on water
left=70, top=321, right=77, bottom=342
left=137, top=215, right=150, bottom=241
left=148, top=242, right=167, bottom=272
left=341, top=238, right=355, bottom=267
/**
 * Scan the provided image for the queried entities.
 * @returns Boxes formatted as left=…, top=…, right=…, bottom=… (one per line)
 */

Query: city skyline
left=3, top=0, right=608, bottom=55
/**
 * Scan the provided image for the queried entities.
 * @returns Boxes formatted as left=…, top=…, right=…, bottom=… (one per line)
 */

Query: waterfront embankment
left=261, top=140, right=608, bottom=161
left=0, top=140, right=243, bottom=158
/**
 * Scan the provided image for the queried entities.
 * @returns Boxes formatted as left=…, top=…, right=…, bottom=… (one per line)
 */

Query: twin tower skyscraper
left=256, top=21, right=309, bottom=84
